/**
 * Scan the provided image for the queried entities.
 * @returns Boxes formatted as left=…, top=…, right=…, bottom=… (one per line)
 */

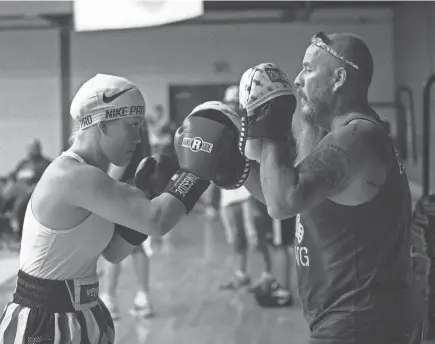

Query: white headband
left=78, top=104, right=146, bottom=129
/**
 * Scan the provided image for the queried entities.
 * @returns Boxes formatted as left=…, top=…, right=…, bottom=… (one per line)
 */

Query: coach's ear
left=332, top=67, right=347, bottom=93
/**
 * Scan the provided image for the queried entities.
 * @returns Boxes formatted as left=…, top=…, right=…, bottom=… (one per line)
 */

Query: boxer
left=0, top=74, right=247, bottom=344
left=240, top=33, right=424, bottom=344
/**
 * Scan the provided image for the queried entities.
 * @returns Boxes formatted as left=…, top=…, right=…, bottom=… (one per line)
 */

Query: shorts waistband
left=13, top=270, right=99, bottom=312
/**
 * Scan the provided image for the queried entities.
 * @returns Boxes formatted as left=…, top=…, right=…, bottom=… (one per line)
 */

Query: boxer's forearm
left=244, top=162, right=266, bottom=204
left=149, top=192, right=186, bottom=235
left=102, top=231, right=136, bottom=264
left=260, top=140, right=298, bottom=219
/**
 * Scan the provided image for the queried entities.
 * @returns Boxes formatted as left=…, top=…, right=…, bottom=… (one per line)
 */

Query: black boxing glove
left=114, top=223, right=148, bottom=246
left=134, top=154, right=179, bottom=200
left=165, top=101, right=251, bottom=213
left=238, top=63, right=296, bottom=155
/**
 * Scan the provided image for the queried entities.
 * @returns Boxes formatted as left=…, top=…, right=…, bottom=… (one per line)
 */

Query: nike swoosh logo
left=102, top=87, right=133, bottom=103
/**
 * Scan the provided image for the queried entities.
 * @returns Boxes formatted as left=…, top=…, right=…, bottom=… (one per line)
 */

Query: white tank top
left=19, top=151, right=115, bottom=280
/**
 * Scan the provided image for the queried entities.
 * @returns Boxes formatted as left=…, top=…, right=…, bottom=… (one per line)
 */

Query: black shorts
left=0, top=270, right=115, bottom=344
left=274, top=216, right=296, bottom=247
left=249, top=198, right=296, bottom=247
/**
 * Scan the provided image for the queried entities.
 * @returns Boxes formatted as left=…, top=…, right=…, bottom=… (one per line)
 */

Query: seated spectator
left=1, top=139, right=51, bottom=240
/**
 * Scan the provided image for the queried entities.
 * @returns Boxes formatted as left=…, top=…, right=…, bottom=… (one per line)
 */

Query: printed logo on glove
left=176, top=101, right=251, bottom=191
left=182, top=137, right=213, bottom=153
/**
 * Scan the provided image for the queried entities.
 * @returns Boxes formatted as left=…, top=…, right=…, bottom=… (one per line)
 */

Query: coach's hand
left=135, top=154, right=179, bottom=199
left=244, top=139, right=263, bottom=163
left=238, top=62, right=296, bottom=158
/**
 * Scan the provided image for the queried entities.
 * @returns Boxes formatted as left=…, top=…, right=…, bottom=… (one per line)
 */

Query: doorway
left=169, top=83, right=235, bottom=125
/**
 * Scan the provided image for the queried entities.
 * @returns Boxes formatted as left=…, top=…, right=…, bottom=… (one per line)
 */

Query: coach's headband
left=311, top=32, right=360, bottom=70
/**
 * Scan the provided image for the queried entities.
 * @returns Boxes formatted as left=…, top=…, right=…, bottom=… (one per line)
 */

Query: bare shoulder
left=46, top=157, right=105, bottom=186
left=340, top=116, right=392, bottom=167
left=40, top=157, right=111, bottom=205
left=298, top=116, right=390, bottom=191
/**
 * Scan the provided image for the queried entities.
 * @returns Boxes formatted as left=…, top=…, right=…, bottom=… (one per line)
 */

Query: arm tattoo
left=366, top=180, right=383, bottom=189
left=351, top=122, right=360, bottom=136
left=305, top=144, right=349, bottom=190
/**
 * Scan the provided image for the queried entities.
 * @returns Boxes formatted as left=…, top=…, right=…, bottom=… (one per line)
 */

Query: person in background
left=147, top=104, right=177, bottom=157
left=219, top=86, right=293, bottom=307
left=1, top=139, right=51, bottom=239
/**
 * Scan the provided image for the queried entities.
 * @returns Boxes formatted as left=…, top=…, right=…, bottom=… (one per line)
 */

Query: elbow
left=267, top=205, right=290, bottom=220
left=266, top=197, right=297, bottom=220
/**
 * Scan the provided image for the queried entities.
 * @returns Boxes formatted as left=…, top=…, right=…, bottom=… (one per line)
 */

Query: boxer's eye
left=131, top=120, right=142, bottom=128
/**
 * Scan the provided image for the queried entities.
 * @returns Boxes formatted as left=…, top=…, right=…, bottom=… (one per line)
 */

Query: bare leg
left=105, top=263, right=122, bottom=298
left=274, top=245, right=292, bottom=290
left=219, top=202, right=250, bottom=289
left=101, top=262, right=122, bottom=319
left=130, top=245, right=154, bottom=317
left=131, top=246, right=150, bottom=294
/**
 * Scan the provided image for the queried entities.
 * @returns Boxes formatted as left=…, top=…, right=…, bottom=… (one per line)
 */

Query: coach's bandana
left=239, top=62, right=294, bottom=113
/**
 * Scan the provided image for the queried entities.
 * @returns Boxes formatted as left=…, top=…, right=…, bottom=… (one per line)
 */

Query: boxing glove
left=165, top=101, right=251, bottom=213
left=134, top=154, right=179, bottom=200
left=238, top=63, right=297, bottom=155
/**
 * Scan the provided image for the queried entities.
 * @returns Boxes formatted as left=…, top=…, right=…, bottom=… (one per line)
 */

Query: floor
left=0, top=212, right=309, bottom=344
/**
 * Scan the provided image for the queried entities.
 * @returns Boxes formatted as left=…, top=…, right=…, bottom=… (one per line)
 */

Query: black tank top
left=295, top=114, right=419, bottom=341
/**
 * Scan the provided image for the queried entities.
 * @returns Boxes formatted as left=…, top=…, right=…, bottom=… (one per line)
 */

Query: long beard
left=295, top=122, right=327, bottom=164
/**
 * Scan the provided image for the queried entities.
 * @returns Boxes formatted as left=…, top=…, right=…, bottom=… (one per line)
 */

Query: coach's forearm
left=260, top=139, right=298, bottom=219
left=244, top=162, right=266, bottom=204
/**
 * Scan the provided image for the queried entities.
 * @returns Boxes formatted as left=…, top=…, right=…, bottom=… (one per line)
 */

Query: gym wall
left=394, top=2, right=435, bottom=190
left=0, top=8, right=394, bottom=175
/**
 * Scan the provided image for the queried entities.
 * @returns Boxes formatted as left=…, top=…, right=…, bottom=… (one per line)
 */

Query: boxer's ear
left=332, top=67, right=346, bottom=93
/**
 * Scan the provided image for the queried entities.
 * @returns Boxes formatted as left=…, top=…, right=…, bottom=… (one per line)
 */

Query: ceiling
left=204, top=1, right=400, bottom=12
left=0, top=1, right=402, bottom=30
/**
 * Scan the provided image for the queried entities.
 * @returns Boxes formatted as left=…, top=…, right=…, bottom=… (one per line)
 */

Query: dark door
left=169, top=84, right=235, bottom=125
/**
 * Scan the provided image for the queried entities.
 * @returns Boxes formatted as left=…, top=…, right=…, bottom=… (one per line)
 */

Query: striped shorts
left=0, top=270, right=115, bottom=344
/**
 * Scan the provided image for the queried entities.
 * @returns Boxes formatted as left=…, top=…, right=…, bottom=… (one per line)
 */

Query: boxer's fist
left=165, top=102, right=251, bottom=213
left=238, top=63, right=296, bottom=152
left=174, top=114, right=233, bottom=181
left=135, top=154, right=179, bottom=199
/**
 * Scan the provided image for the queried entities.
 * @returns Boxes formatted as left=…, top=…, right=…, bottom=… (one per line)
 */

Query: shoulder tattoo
left=305, top=144, right=350, bottom=190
